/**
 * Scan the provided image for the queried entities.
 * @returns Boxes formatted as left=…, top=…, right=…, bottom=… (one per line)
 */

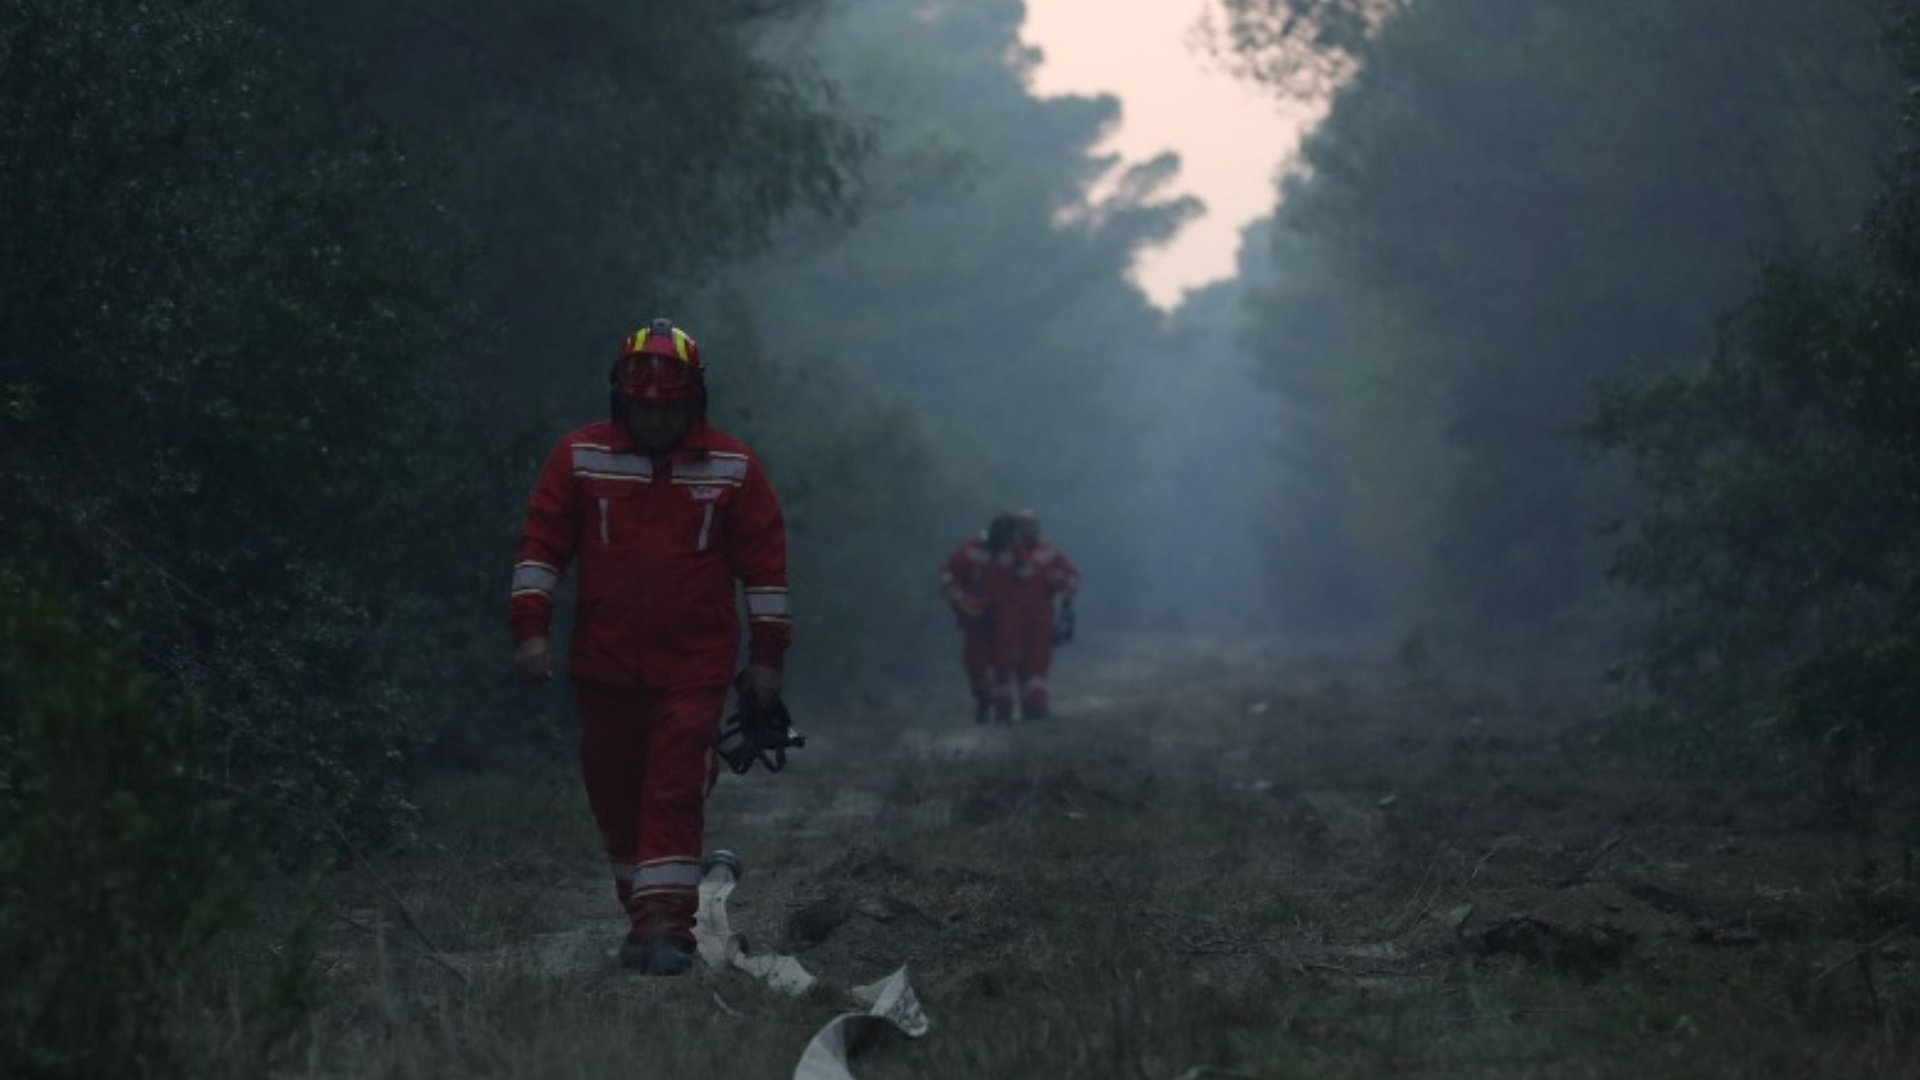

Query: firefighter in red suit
left=937, top=512, right=1016, bottom=724
left=509, top=318, right=790, bottom=976
left=993, top=509, right=1079, bottom=720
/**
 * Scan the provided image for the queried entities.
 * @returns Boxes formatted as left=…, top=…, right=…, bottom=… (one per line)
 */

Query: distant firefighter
left=995, top=509, right=1078, bottom=720
left=937, top=512, right=1017, bottom=723
left=936, top=509, right=1080, bottom=723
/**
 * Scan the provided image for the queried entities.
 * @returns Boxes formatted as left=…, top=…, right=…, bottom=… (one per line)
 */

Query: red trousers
left=574, top=679, right=726, bottom=944
left=960, top=618, right=994, bottom=704
left=991, top=614, right=1054, bottom=719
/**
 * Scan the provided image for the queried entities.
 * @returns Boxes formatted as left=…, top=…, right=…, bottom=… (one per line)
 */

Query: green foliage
left=704, top=318, right=973, bottom=689
left=255, top=0, right=871, bottom=415
left=1140, top=274, right=1294, bottom=634
left=722, top=0, right=1211, bottom=641
left=1584, top=10, right=1920, bottom=770
left=0, top=0, right=459, bottom=840
left=2, top=0, right=881, bottom=827
left=0, top=562, right=318, bottom=1079
left=1234, top=0, right=1902, bottom=643
left=1203, top=0, right=1411, bottom=98
left=248, top=0, right=885, bottom=715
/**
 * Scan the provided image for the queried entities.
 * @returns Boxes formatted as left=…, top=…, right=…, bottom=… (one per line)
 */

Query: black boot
left=620, top=934, right=695, bottom=976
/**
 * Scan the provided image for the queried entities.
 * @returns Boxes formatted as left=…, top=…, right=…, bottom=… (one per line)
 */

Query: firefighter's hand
left=739, top=664, right=783, bottom=711
left=513, top=635, right=553, bottom=684
left=948, top=590, right=986, bottom=619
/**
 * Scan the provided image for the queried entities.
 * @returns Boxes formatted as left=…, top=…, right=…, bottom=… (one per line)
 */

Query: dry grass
left=289, top=638, right=1920, bottom=1078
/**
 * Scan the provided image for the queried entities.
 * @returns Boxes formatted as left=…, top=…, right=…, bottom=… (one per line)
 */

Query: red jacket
left=937, top=534, right=996, bottom=611
left=510, top=418, right=791, bottom=688
left=1004, top=540, right=1078, bottom=622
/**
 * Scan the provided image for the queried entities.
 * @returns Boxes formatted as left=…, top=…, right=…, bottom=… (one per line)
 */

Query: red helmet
left=612, top=318, right=703, bottom=402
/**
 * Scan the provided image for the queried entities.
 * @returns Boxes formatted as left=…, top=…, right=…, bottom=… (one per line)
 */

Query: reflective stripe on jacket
left=510, top=419, right=791, bottom=687
left=1000, top=541, right=1078, bottom=623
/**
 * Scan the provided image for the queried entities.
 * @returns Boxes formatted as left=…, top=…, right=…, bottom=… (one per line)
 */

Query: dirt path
left=311, top=636, right=1920, bottom=1078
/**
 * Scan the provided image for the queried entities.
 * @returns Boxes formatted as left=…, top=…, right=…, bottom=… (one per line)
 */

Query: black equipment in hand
left=717, top=697, right=807, bottom=775
left=1051, top=598, right=1077, bottom=647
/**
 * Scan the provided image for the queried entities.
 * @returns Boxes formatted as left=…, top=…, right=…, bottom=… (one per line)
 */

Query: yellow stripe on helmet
left=620, top=321, right=697, bottom=364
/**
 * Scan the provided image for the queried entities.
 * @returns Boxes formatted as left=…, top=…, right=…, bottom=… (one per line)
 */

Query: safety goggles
left=614, top=354, right=699, bottom=398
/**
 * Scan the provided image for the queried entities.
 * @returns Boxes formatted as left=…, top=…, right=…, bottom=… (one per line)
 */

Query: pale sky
left=1019, top=0, right=1321, bottom=308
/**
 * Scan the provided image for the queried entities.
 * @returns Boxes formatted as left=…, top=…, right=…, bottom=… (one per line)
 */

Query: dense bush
left=1584, top=11, right=1920, bottom=776
left=0, top=0, right=877, bottom=836
left=0, top=563, right=317, bottom=1079
left=1, top=0, right=456, bottom=841
left=1225, top=0, right=1898, bottom=643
